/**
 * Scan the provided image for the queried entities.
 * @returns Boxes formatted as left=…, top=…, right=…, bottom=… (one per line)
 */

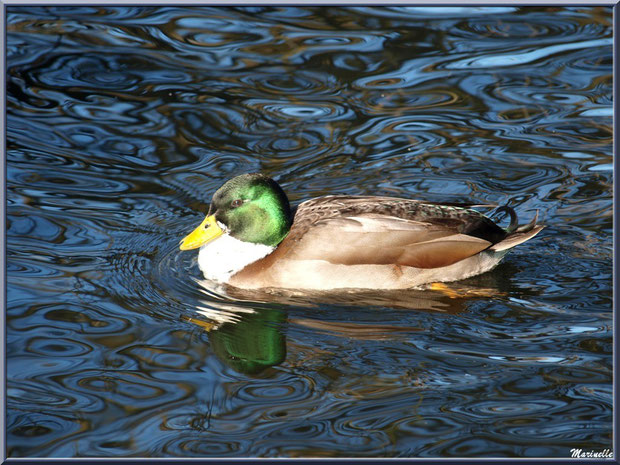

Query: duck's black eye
left=231, top=199, right=243, bottom=208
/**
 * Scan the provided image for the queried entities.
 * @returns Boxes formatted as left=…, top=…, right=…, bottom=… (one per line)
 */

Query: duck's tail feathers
left=494, top=206, right=519, bottom=234
left=515, top=209, right=539, bottom=233
left=489, top=210, right=544, bottom=252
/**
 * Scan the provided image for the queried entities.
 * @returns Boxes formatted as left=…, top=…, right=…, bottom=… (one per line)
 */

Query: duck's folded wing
left=284, top=214, right=493, bottom=269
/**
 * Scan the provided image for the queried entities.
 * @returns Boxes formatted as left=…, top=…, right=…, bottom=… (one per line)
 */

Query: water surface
left=6, top=6, right=612, bottom=458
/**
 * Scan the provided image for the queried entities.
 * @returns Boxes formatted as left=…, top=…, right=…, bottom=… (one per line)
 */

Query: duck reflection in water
left=187, top=305, right=287, bottom=376
left=186, top=266, right=523, bottom=375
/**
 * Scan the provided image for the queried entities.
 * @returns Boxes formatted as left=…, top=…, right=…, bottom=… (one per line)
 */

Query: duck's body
left=180, top=174, right=543, bottom=291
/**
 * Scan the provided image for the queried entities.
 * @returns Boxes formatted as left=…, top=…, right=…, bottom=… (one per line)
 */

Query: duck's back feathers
left=284, top=214, right=493, bottom=269
left=287, top=195, right=509, bottom=244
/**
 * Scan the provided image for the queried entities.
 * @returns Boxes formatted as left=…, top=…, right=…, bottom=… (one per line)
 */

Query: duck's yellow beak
left=179, top=214, right=224, bottom=250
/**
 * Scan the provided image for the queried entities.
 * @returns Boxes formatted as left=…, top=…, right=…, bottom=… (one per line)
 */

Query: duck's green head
left=180, top=173, right=293, bottom=250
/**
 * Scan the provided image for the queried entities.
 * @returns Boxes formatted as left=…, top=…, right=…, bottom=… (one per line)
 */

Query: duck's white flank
left=197, top=233, right=274, bottom=283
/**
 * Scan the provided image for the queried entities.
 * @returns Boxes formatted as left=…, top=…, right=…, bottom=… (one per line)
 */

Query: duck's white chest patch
left=197, top=234, right=274, bottom=283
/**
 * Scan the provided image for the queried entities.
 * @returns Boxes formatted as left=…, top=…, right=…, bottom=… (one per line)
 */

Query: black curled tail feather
left=515, top=209, right=539, bottom=234
left=494, top=206, right=519, bottom=234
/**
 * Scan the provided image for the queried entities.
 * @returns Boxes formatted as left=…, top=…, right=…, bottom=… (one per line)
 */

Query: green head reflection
left=208, top=308, right=286, bottom=375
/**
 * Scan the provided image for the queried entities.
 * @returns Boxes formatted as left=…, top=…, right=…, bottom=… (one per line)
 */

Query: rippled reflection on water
left=6, top=6, right=612, bottom=458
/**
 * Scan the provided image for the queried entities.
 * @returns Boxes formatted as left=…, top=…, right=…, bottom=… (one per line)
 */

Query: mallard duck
left=180, top=173, right=543, bottom=290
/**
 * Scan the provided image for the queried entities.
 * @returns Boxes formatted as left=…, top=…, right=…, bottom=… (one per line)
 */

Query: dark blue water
left=6, top=6, right=612, bottom=458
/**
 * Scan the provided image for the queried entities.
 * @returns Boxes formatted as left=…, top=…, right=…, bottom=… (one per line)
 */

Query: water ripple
left=447, top=38, right=612, bottom=69
left=240, top=69, right=340, bottom=96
